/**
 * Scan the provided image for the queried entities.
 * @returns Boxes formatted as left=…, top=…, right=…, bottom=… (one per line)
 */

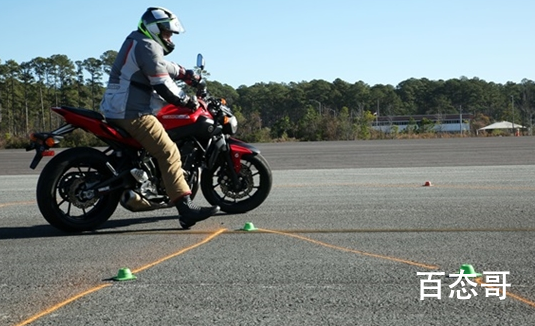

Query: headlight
left=223, top=115, right=238, bottom=135
left=228, top=116, right=238, bottom=134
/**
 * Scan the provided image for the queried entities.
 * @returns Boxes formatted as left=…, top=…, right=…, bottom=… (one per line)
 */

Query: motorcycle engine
left=178, top=140, right=197, bottom=171
left=178, top=140, right=201, bottom=198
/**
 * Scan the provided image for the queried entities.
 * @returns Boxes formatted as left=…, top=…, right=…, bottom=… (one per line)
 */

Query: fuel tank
left=156, top=103, right=215, bottom=141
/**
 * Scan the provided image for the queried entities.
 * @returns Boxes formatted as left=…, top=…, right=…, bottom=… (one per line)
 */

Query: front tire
left=36, top=147, right=121, bottom=232
left=201, top=153, right=272, bottom=214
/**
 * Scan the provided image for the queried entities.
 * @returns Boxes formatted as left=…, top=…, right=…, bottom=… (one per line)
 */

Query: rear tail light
left=42, top=150, right=55, bottom=157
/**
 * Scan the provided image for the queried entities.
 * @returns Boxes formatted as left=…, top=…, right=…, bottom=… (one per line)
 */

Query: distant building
left=371, top=114, right=473, bottom=133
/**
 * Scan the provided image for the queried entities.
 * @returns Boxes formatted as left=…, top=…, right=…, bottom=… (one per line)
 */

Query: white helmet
left=138, top=7, right=185, bottom=55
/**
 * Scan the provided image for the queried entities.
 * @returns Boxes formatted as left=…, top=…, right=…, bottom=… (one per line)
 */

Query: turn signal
left=221, top=98, right=227, bottom=105
left=45, top=137, right=56, bottom=147
left=29, top=133, right=37, bottom=141
left=223, top=116, right=229, bottom=124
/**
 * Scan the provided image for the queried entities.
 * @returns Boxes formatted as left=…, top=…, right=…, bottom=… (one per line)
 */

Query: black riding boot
left=176, top=195, right=219, bottom=229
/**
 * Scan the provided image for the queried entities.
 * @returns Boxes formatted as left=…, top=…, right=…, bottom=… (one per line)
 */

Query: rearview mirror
left=197, top=54, right=205, bottom=70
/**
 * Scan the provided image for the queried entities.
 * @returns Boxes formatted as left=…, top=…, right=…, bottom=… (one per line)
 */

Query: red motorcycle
left=26, top=55, right=272, bottom=232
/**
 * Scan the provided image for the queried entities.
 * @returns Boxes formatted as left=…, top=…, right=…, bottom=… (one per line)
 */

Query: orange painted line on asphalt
left=263, top=228, right=535, bottom=309
left=474, top=278, right=535, bottom=309
left=0, top=201, right=35, bottom=208
left=13, top=228, right=226, bottom=326
left=14, top=284, right=111, bottom=326
left=259, top=228, right=439, bottom=270
left=263, top=228, right=535, bottom=310
left=132, top=228, right=227, bottom=273
left=506, top=292, right=535, bottom=309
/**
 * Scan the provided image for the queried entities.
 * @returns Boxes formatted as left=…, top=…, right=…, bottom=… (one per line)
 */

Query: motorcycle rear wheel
left=201, top=153, right=272, bottom=214
left=36, top=147, right=120, bottom=232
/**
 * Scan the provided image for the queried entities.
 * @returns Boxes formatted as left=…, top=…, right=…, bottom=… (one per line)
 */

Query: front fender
left=206, top=137, right=260, bottom=172
left=228, top=138, right=259, bottom=172
left=228, top=138, right=260, bottom=155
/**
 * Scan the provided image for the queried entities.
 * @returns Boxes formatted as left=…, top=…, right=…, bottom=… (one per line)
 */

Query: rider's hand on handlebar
left=184, top=69, right=201, bottom=87
left=181, top=95, right=199, bottom=111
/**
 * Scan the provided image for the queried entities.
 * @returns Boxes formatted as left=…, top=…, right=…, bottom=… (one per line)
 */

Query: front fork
left=206, top=136, right=260, bottom=190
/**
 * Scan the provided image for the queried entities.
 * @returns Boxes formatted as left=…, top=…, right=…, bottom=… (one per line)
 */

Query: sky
left=2, top=0, right=535, bottom=88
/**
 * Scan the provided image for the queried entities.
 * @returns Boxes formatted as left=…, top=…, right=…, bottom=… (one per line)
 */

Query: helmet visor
left=159, top=18, right=185, bottom=34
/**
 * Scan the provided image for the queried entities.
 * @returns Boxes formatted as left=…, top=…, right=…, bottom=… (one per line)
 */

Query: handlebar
left=195, top=80, right=207, bottom=98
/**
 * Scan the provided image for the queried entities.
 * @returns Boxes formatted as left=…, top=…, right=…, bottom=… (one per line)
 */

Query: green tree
left=355, top=110, right=375, bottom=140
left=100, top=50, right=118, bottom=76
left=19, top=61, right=34, bottom=135
left=205, top=80, right=239, bottom=107
left=337, top=106, right=353, bottom=140
left=0, top=59, right=6, bottom=131
left=3, top=60, right=20, bottom=135
left=82, top=57, right=103, bottom=110
left=30, top=57, right=49, bottom=130
left=271, top=115, right=292, bottom=139
left=50, top=55, right=76, bottom=109
left=419, top=117, right=435, bottom=133
left=297, top=107, right=321, bottom=141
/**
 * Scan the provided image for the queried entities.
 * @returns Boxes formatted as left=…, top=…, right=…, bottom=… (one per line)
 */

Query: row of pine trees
left=1, top=52, right=533, bottom=148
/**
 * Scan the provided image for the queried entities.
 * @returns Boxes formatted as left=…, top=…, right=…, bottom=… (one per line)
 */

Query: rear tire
left=201, top=153, right=272, bottom=214
left=36, top=147, right=120, bottom=232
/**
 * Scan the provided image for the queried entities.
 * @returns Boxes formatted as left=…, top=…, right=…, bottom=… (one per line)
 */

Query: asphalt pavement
left=1, top=137, right=535, bottom=325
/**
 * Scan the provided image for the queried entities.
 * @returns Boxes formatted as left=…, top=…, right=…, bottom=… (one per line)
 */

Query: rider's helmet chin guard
left=138, top=7, right=185, bottom=55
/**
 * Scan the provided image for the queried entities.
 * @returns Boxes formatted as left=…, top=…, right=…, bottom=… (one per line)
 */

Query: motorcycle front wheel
left=36, top=147, right=121, bottom=232
left=201, top=153, right=272, bottom=214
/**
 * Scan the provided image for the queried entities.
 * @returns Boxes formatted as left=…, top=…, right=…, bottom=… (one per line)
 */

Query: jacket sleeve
left=165, top=61, right=186, bottom=80
left=153, top=83, right=184, bottom=106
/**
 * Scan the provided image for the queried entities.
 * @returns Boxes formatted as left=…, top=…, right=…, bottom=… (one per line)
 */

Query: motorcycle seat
left=59, top=106, right=131, bottom=139
left=60, top=106, right=105, bottom=121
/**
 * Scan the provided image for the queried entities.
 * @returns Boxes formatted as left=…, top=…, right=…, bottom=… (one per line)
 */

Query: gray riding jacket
left=100, top=31, right=184, bottom=119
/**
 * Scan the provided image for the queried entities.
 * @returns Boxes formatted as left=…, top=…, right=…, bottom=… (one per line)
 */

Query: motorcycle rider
left=100, top=6, right=219, bottom=229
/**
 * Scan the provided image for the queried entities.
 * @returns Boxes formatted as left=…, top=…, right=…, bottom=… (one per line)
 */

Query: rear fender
left=53, top=106, right=141, bottom=148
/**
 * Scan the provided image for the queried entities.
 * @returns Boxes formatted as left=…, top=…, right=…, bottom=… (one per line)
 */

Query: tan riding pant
left=108, top=115, right=191, bottom=202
